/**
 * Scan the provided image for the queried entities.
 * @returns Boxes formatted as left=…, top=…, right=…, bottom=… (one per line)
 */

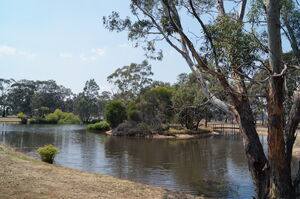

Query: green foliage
left=141, top=86, right=174, bottom=123
left=37, top=106, right=50, bottom=118
left=6, top=79, right=73, bottom=115
left=17, top=112, right=27, bottom=119
left=127, top=101, right=142, bottom=122
left=87, top=120, right=111, bottom=131
left=17, top=112, right=27, bottom=124
left=74, top=79, right=100, bottom=123
left=172, top=73, right=212, bottom=130
left=0, top=78, right=14, bottom=117
left=207, top=16, right=260, bottom=69
left=29, top=118, right=57, bottom=124
left=37, top=144, right=59, bottom=164
left=45, top=109, right=82, bottom=124
left=58, top=113, right=81, bottom=124
left=104, top=101, right=127, bottom=128
left=107, top=60, right=153, bottom=103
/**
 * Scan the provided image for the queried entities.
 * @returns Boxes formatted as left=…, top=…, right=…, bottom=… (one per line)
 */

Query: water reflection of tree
left=104, top=136, right=249, bottom=198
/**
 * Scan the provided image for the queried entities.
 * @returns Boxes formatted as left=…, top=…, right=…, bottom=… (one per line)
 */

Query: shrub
left=104, top=101, right=127, bottom=128
left=17, top=112, right=27, bottom=124
left=45, top=109, right=82, bottom=124
left=90, top=119, right=101, bottom=124
left=29, top=118, right=56, bottom=124
left=112, top=121, right=152, bottom=137
left=45, top=109, right=63, bottom=123
left=87, top=120, right=111, bottom=131
left=37, top=144, right=59, bottom=164
left=58, top=113, right=81, bottom=124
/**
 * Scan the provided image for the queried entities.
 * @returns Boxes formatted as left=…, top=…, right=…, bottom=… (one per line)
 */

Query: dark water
left=0, top=124, right=262, bottom=198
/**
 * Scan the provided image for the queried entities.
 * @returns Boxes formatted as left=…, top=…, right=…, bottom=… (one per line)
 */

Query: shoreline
left=0, top=144, right=204, bottom=199
left=105, top=129, right=219, bottom=139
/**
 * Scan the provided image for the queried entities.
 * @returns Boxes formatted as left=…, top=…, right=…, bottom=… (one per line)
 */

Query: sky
left=0, top=0, right=189, bottom=93
left=0, top=1, right=293, bottom=94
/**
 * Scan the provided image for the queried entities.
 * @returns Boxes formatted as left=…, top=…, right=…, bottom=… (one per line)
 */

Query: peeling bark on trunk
left=266, top=0, right=295, bottom=198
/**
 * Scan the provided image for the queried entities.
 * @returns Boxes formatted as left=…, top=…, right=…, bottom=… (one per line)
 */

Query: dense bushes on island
left=87, top=120, right=111, bottom=131
left=104, top=101, right=127, bottom=128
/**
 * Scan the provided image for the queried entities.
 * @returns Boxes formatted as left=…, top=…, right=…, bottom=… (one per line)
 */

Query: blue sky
left=0, top=0, right=189, bottom=93
left=0, top=1, right=293, bottom=94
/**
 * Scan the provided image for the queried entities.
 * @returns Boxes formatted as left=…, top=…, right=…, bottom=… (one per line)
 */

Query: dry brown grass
left=0, top=144, right=205, bottom=199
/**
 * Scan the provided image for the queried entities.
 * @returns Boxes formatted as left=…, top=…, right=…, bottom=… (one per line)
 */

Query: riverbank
left=0, top=144, right=204, bottom=199
left=0, top=116, right=21, bottom=124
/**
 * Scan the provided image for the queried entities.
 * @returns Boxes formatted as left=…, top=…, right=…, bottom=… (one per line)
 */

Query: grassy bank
left=0, top=144, right=203, bottom=199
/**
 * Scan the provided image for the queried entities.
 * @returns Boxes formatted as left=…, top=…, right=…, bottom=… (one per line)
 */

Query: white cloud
left=18, top=51, right=37, bottom=60
left=59, top=52, right=73, bottom=58
left=0, top=45, right=16, bottom=55
left=91, top=48, right=105, bottom=56
left=79, top=48, right=106, bottom=61
left=80, top=53, right=96, bottom=61
left=0, top=45, right=36, bottom=60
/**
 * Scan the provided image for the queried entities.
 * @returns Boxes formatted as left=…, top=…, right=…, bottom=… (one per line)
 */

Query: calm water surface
left=0, top=124, right=260, bottom=198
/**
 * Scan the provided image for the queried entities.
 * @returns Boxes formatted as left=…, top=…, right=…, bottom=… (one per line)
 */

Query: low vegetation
left=29, top=109, right=82, bottom=124
left=87, top=120, right=111, bottom=131
left=17, top=112, right=28, bottom=124
left=37, top=144, right=59, bottom=164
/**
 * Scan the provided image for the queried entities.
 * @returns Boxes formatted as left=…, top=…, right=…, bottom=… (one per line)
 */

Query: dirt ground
left=0, top=145, right=204, bottom=199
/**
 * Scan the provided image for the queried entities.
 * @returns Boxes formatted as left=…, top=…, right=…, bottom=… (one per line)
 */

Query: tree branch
left=216, top=0, right=226, bottom=17
left=238, top=0, right=247, bottom=22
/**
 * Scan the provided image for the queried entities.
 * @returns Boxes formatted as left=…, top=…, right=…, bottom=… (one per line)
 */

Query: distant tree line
left=0, top=78, right=111, bottom=123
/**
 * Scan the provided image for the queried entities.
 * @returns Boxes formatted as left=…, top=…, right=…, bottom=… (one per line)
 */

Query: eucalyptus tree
left=103, top=0, right=300, bottom=198
left=30, top=80, right=73, bottom=113
left=7, top=80, right=37, bottom=115
left=172, top=73, right=212, bottom=129
left=74, top=79, right=100, bottom=123
left=98, top=91, right=112, bottom=119
left=0, top=78, right=14, bottom=116
left=107, top=60, right=153, bottom=103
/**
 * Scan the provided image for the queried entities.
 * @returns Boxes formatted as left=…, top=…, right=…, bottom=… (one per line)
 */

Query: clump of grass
left=37, top=145, right=59, bottom=164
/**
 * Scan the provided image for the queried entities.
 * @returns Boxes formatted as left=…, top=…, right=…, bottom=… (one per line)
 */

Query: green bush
left=58, top=112, right=81, bottom=124
left=37, top=144, right=59, bottom=164
left=87, top=120, right=111, bottom=131
left=127, top=101, right=141, bottom=122
left=104, top=101, right=127, bottom=128
left=45, top=109, right=63, bottom=123
left=90, top=119, right=101, bottom=124
left=17, top=112, right=27, bottom=124
left=29, top=118, right=56, bottom=124
left=45, top=109, right=82, bottom=124
left=127, top=109, right=141, bottom=122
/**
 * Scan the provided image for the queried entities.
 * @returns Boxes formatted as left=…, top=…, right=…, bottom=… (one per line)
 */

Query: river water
left=0, top=124, right=268, bottom=198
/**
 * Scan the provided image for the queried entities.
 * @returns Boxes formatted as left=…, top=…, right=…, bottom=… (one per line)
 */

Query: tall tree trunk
left=266, top=0, right=294, bottom=198
left=235, top=101, right=269, bottom=198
